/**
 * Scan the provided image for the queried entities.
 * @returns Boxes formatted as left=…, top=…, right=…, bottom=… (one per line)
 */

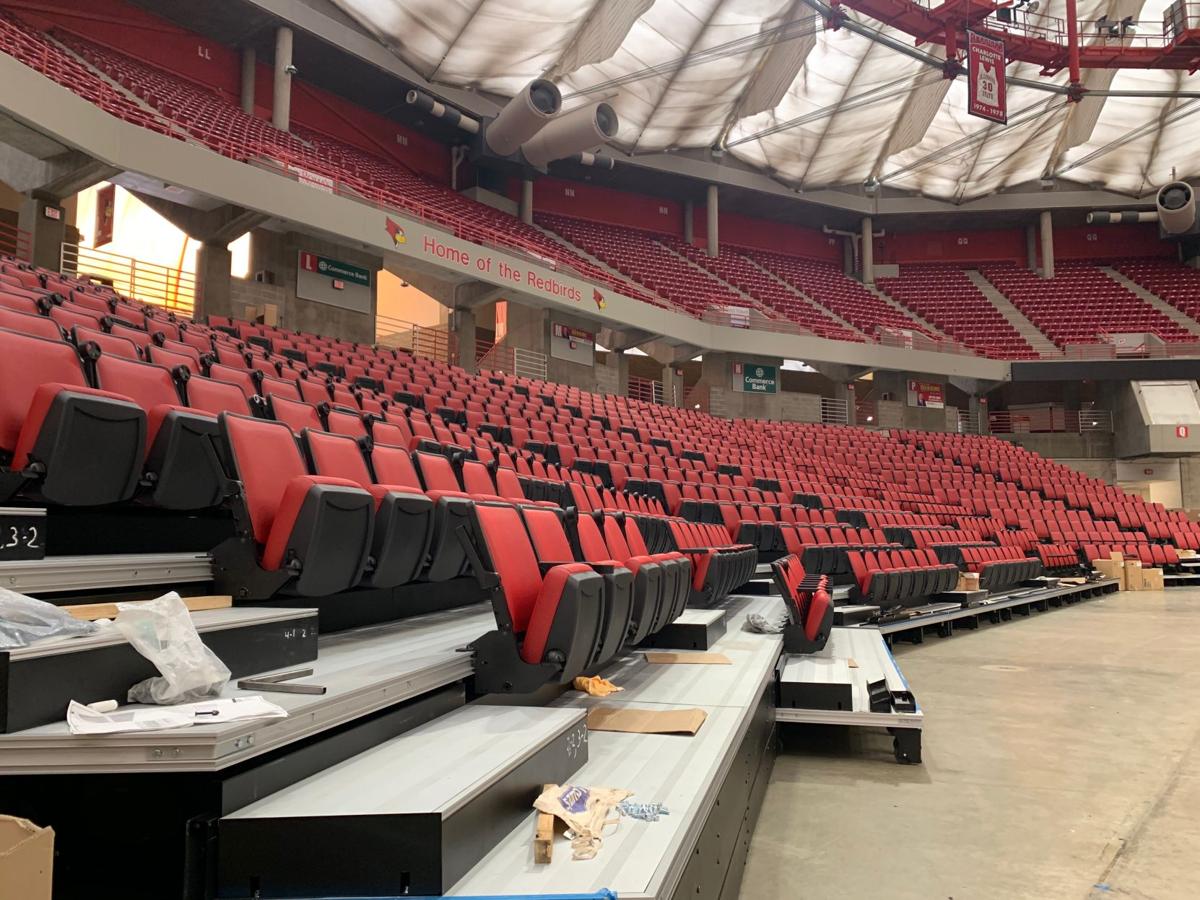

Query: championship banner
left=94, top=183, right=116, bottom=248
left=967, top=31, right=1007, bottom=124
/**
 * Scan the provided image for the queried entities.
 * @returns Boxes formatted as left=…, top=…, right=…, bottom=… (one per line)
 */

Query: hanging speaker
left=484, top=80, right=562, bottom=157
left=1156, top=181, right=1197, bottom=235
left=521, top=102, right=619, bottom=168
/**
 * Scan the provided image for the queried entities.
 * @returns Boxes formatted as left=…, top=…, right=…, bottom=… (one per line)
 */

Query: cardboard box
left=0, top=816, right=53, bottom=900
left=1125, top=559, right=1144, bottom=591
left=956, top=572, right=980, bottom=592
left=1092, top=558, right=1125, bottom=589
left=1109, top=551, right=1124, bottom=563
left=1143, top=567, right=1164, bottom=591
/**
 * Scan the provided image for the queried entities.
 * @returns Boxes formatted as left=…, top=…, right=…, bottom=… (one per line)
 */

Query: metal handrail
left=989, top=408, right=1113, bottom=433
left=60, top=243, right=195, bottom=314
left=627, top=375, right=665, bottom=405
left=376, top=315, right=454, bottom=362
left=820, top=397, right=849, bottom=425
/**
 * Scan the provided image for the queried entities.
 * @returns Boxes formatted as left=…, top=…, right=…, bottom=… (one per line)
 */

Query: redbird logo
left=384, top=217, right=406, bottom=246
left=593, top=288, right=606, bottom=310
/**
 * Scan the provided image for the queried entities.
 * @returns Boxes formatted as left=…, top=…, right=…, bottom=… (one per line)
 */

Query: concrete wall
left=247, top=229, right=380, bottom=343
left=994, top=431, right=1116, bottom=460
left=1180, top=457, right=1200, bottom=509
left=545, top=308, right=601, bottom=390
left=779, top=392, right=823, bottom=423
left=700, top=352, right=783, bottom=420
left=1051, top=458, right=1119, bottom=483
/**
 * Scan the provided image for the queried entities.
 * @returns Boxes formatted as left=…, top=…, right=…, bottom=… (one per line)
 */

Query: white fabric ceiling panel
left=331, top=0, right=1200, bottom=201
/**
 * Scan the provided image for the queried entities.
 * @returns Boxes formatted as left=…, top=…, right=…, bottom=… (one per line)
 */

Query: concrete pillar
left=519, top=178, right=534, bottom=226
left=452, top=306, right=477, bottom=373
left=861, top=216, right=874, bottom=285
left=1039, top=209, right=1054, bottom=279
left=195, top=241, right=233, bottom=321
left=17, top=194, right=67, bottom=272
left=683, top=200, right=694, bottom=245
left=272, top=27, right=293, bottom=132
left=1025, top=223, right=1038, bottom=272
left=617, top=352, right=630, bottom=398
left=240, top=46, right=256, bottom=116
left=705, top=184, right=719, bottom=258
left=662, top=364, right=683, bottom=407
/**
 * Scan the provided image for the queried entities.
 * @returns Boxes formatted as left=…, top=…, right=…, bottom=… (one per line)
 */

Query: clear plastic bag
left=0, top=587, right=98, bottom=649
left=114, top=592, right=231, bottom=705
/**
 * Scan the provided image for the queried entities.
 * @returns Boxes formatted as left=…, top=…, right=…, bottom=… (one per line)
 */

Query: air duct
left=405, top=90, right=480, bottom=135
left=1087, top=211, right=1158, bottom=225
left=1157, top=181, right=1197, bottom=235
left=484, top=79, right=562, bottom=156
left=521, top=102, right=619, bottom=168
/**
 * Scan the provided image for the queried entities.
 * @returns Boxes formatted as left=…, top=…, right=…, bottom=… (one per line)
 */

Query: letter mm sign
left=967, top=31, right=1007, bottom=124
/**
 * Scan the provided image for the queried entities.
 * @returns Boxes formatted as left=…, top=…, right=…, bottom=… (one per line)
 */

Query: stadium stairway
left=966, top=268, right=1060, bottom=355
left=1103, top=266, right=1200, bottom=337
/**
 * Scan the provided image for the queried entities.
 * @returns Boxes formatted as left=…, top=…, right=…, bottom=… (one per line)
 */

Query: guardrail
left=957, top=411, right=983, bottom=435
left=376, top=315, right=455, bottom=363
left=820, top=397, right=849, bottom=425
left=627, top=375, right=664, bottom=405
left=60, top=243, right=195, bottom=314
left=475, top=338, right=547, bottom=380
left=989, top=409, right=1114, bottom=434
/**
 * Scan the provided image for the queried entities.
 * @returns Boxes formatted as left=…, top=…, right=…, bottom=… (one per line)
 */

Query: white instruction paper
left=67, top=696, right=287, bottom=735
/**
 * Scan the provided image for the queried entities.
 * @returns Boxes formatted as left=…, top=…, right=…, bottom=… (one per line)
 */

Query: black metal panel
left=640, top=614, right=727, bottom=651
left=1, top=614, right=317, bottom=733
left=671, top=684, right=776, bottom=900
left=245, top=576, right=485, bottom=634
left=45, top=506, right=234, bottom=555
left=1010, top=357, right=1200, bottom=381
left=218, top=716, right=587, bottom=897
left=0, top=687, right=465, bottom=900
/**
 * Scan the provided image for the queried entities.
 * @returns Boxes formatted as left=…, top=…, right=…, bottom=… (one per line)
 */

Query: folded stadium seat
left=521, top=504, right=633, bottom=666
left=92, top=352, right=227, bottom=510
left=0, top=306, right=63, bottom=341
left=145, top=343, right=200, bottom=374
left=667, top=519, right=757, bottom=607
left=620, top=514, right=691, bottom=624
left=373, top=445, right=471, bottom=582
left=303, top=429, right=433, bottom=588
left=0, top=329, right=145, bottom=505
left=574, top=507, right=662, bottom=644
left=216, top=413, right=373, bottom=597
left=600, top=513, right=684, bottom=633
left=50, top=304, right=105, bottom=332
left=461, top=501, right=606, bottom=692
left=326, top=407, right=368, bottom=439
left=770, top=555, right=833, bottom=653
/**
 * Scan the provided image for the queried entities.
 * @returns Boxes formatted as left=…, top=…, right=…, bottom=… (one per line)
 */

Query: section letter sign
left=967, top=31, right=1007, bottom=124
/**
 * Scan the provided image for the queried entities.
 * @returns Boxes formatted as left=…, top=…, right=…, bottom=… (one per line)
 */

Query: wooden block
left=63, top=595, right=233, bottom=621
left=533, top=784, right=555, bottom=865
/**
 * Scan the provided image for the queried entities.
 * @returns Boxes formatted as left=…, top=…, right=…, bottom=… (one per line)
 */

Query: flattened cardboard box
left=0, top=815, right=53, bottom=900
left=643, top=651, right=731, bottom=665
left=586, top=706, right=708, bottom=735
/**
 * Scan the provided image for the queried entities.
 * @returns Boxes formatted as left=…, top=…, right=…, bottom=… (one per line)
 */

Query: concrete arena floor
left=740, top=589, right=1200, bottom=900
